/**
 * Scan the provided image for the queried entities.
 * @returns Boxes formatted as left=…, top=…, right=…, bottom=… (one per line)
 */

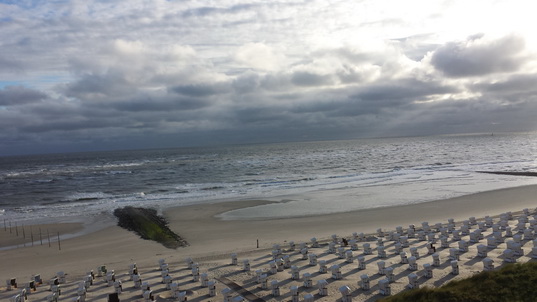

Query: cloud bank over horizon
left=1, top=0, right=537, bottom=155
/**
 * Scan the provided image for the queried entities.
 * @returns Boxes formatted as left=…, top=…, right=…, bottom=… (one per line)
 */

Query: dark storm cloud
left=431, top=34, right=527, bottom=77
left=171, top=83, right=230, bottom=97
left=0, top=85, right=47, bottom=105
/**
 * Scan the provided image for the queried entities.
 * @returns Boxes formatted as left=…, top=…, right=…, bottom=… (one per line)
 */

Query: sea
left=1, top=132, right=537, bottom=224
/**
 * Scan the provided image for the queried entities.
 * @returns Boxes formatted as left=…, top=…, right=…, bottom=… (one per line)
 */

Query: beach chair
left=34, top=274, right=42, bottom=285
left=379, top=278, right=391, bottom=296
left=331, top=264, right=342, bottom=280
left=208, top=280, right=217, bottom=297
left=360, top=274, right=370, bottom=290
left=26, top=280, right=36, bottom=292
left=337, top=247, right=346, bottom=259
left=6, top=278, right=17, bottom=290
left=449, top=248, right=459, bottom=261
left=377, top=261, right=386, bottom=275
left=399, top=252, right=408, bottom=264
left=317, top=279, right=328, bottom=296
left=290, top=285, right=299, bottom=302
left=417, top=231, right=426, bottom=241
left=469, top=231, right=479, bottom=243
left=96, top=265, right=107, bottom=277
left=440, top=236, right=449, bottom=248
left=346, top=250, right=354, bottom=263
left=358, top=255, right=366, bottom=270
left=408, top=256, right=418, bottom=271
left=222, top=288, right=233, bottom=302
left=452, top=230, right=461, bottom=241
left=303, top=272, right=313, bottom=288
left=458, top=240, right=468, bottom=253
left=331, top=234, right=338, bottom=243
left=400, top=236, right=409, bottom=247
left=231, top=296, right=246, bottom=302
left=394, top=242, right=402, bottom=254
left=269, top=260, right=277, bottom=274
left=377, top=245, right=386, bottom=258
left=432, top=253, right=440, bottom=267
left=177, top=291, right=187, bottom=301
left=349, top=239, right=359, bottom=251
left=185, top=257, right=194, bottom=269
left=51, top=284, right=61, bottom=297
left=310, top=237, right=320, bottom=248
left=191, top=268, right=200, bottom=282
left=427, top=232, right=436, bottom=243
left=56, top=271, right=66, bottom=284
left=9, top=294, right=21, bottom=302
left=290, top=266, right=300, bottom=280
left=283, top=255, right=291, bottom=268
left=477, top=244, right=488, bottom=257
left=460, top=225, right=469, bottom=236
left=318, top=260, right=327, bottom=273
left=259, top=274, right=268, bottom=289
left=422, top=222, right=430, bottom=233
left=385, top=266, right=395, bottom=283
left=506, top=226, right=513, bottom=237
left=328, top=242, right=336, bottom=253
left=524, top=229, right=534, bottom=241
left=377, top=237, right=384, bottom=246
left=407, top=227, right=415, bottom=238
left=451, top=260, right=459, bottom=275
left=275, top=280, right=286, bottom=297
left=276, top=258, right=284, bottom=271
left=143, top=290, right=154, bottom=301
left=494, top=231, right=504, bottom=244
left=485, top=216, right=494, bottom=227
left=106, top=271, right=115, bottom=287
left=487, top=236, right=497, bottom=248
left=410, top=247, right=419, bottom=259
left=423, top=263, right=433, bottom=278
left=301, top=247, right=309, bottom=259
left=201, top=273, right=209, bottom=287
left=114, top=280, right=122, bottom=294
left=141, top=281, right=150, bottom=292
left=396, top=225, right=404, bottom=234
left=377, top=228, right=384, bottom=238
left=407, top=273, right=418, bottom=289
left=363, top=243, right=372, bottom=255
left=478, top=221, right=487, bottom=231
left=242, top=259, right=250, bottom=271
left=231, top=253, right=238, bottom=265
left=483, top=258, right=494, bottom=271
left=339, top=285, right=352, bottom=302
left=288, top=241, right=295, bottom=251
left=133, top=274, right=142, bottom=288
left=427, top=242, right=436, bottom=254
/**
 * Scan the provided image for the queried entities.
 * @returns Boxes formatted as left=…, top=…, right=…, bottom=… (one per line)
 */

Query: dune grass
left=380, top=262, right=537, bottom=302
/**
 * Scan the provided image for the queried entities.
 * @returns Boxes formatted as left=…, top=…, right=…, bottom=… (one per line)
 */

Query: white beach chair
left=410, top=247, right=419, bottom=259
left=358, top=255, right=366, bottom=270
left=328, top=242, right=336, bottom=253
left=477, top=244, right=488, bottom=257
left=338, top=246, right=346, bottom=259
left=400, top=252, right=408, bottom=264
left=269, top=261, right=277, bottom=274
left=271, top=280, right=281, bottom=297
left=385, top=266, right=395, bottom=283
left=379, top=278, right=391, bottom=296
left=483, top=258, right=494, bottom=271
left=290, top=266, right=300, bottom=280
left=451, top=260, right=459, bottom=275
left=56, top=271, right=66, bottom=284
left=377, top=261, right=386, bottom=275
left=377, top=245, right=386, bottom=258
left=301, top=247, right=309, bottom=259
left=407, top=273, right=419, bottom=289
left=142, top=290, right=154, bottom=301
left=288, top=241, right=295, bottom=251
left=449, top=248, right=459, bottom=261
left=331, top=264, right=342, bottom=280
left=432, top=253, right=440, bottom=267
left=349, top=239, right=359, bottom=250
left=231, top=253, right=238, bottom=265
left=303, top=272, right=313, bottom=288
left=259, top=274, right=268, bottom=289
left=222, top=288, right=233, bottom=302
left=308, top=253, right=317, bottom=266
left=304, top=293, right=314, bottom=302
left=290, top=285, right=299, bottom=302
left=200, top=273, right=209, bottom=287
left=339, top=285, right=352, bottom=302
left=360, top=274, right=370, bottom=290
left=408, top=256, right=418, bottom=271
left=310, top=237, right=320, bottom=248
left=242, top=259, right=250, bottom=271
left=317, top=279, right=328, bottom=296
left=423, top=263, right=433, bottom=278
left=208, top=280, right=217, bottom=297
left=345, top=250, right=354, bottom=263
left=318, top=260, right=327, bottom=273
left=440, top=236, right=449, bottom=248
left=363, top=243, right=372, bottom=255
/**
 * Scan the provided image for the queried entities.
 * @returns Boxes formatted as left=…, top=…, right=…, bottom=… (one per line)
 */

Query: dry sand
left=1, top=184, right=537, bottom=301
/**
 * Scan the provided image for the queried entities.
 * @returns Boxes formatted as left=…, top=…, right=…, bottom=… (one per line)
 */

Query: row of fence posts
left=3, top=218, right=61, bottom=250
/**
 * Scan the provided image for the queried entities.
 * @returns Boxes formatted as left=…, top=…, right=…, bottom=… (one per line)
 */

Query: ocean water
left=1, top=133, right=537, bottom=223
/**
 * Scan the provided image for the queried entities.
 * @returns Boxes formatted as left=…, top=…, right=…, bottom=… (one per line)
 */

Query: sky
left=1, top=0, right=537, bottom=155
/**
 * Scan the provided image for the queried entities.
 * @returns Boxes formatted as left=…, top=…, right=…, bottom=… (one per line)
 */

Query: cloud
left=0, top=86, right=47, bottom=106
left=430, top=34, right=529, bottom=77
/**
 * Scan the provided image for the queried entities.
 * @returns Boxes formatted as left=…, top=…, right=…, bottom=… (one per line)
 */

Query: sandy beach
left=2, top=184, right=537, bottom=301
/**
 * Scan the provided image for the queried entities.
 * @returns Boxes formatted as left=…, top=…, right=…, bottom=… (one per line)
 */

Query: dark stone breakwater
left=113, top=206, right=188, bottom=249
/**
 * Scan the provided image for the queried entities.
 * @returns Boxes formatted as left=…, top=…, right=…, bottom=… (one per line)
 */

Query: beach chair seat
left=331, top=264, right=342, bottom=280
left=318, top=260, right=328, bottom=273
left=432, top=253, right=440, bottom=267
left=408, top=256, right=418, bottom=271
left=377, top=246, right=386, bottom=258
left=301, top=247, right=309, bottom=259
left=377, top=261, right=386, bottom=275
left=385, top=266, right=395, bottom=283
left=310, top=237, right=320, bottom=248
left=357, top=255, right=366, bottom=270
left=346, top=250, right=354, bottom=263
left=451, top=260, right=459, bottom=275
left=208, top=280, right=217, bottom=297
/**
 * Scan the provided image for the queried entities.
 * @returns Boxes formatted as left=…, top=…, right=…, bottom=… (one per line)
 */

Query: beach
left=2, top=184, right=537, bottom=301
